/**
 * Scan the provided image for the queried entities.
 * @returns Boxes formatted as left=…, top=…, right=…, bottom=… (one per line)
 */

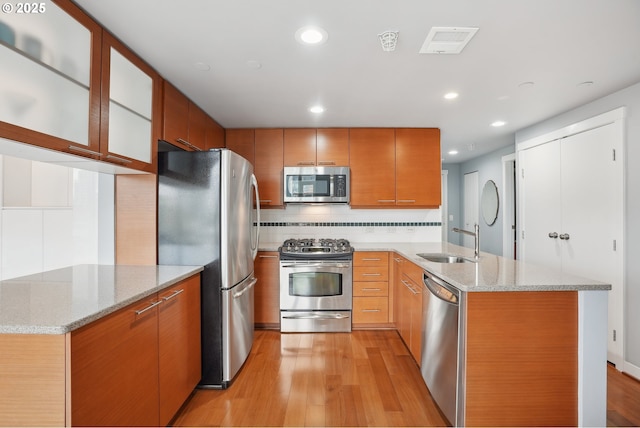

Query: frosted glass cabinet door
left=101, top=34, right=159, bottom=171
left=0, top=0, right=100, bottom=150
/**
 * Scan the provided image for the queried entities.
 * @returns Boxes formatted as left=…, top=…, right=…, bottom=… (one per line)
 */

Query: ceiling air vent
left=419, top=27, right=479, bottom=54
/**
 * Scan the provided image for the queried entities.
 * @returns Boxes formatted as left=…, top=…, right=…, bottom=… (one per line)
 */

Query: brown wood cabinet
left=254, top=251, right=280, bottom=328
left=403, top=260, right=424, bottom=362
left=317, top=128, right=350, bottom=166
left=395, top=128, right=441, bottom=207
left=283, top=128, right=349, bottom=166
left=71, top=295, right=161, bottom=426
left=205, top=115, right=225, bottom=150
left=352, top=251, right=391, bottom=326
left=255, top=129, right=284, bottom=207
left=284, top=128, right=317, bottom=166
left=225, top=129, right=256, bottom=163
left=70, top=274, right=201, bottom=427
left=463, top=291, right=578, bottom=426
left=350, top=128, right=441, bottom=208
left=162, top=82, right=224, bottom=152
left=393, top=254, right=423, bottom=364
left=349, top=128, right=396, bottom=207
left=158, top=275, right=202, bottom=426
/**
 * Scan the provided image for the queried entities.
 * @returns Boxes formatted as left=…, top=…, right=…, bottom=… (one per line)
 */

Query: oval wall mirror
left=481, top=180, right=499, bottom=226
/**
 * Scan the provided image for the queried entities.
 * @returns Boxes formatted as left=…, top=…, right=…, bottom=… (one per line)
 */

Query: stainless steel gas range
left=279, top=238, right=354, bottom=332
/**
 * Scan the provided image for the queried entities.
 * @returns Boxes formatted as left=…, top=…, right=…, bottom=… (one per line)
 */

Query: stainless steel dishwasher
left=421, top=271, right=462, bottom=427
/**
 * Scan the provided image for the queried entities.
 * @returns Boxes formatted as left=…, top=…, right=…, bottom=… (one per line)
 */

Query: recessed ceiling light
left=518, top=81, right=535, bottom=89
left=295, top=26, right=328, bottom=45
left=444, top=92, right=459, bottom=100
left=448, top=150, right=459, bottom=155
left=193, top=62, right=210, bottom=71
left=491, top=120, right=506, bottom=127
left=309, top=105, right=325, bottom=113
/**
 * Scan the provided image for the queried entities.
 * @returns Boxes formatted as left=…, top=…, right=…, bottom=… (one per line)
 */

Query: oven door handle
left=280, top=263, right=351, bottom=269
left=282, top=313, right=351, bottom=320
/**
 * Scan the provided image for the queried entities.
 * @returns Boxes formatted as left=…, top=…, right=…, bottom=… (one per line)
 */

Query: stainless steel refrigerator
left=158, top=149, right=260, bottom=389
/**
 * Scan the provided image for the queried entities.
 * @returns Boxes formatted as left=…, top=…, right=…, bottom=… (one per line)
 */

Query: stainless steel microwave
left=283, top=166, right=349, bottom=204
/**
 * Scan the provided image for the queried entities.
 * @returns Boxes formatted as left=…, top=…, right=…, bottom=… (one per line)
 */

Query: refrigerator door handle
left=233, top=276, right=258, bottom=299
left=251, top=173, right=261, bottom=260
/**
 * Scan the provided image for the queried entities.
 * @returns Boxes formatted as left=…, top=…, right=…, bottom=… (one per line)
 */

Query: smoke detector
left=419, top=27, right=479, bottom=54
left=378, top=31, right=399, bottom=52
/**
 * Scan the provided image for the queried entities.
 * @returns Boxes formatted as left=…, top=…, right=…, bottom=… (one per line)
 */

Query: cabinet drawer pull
left=162, top=288, right=184, bottom=301
left=361, top=258, right=381, bottom=261
left=135, top=300, right=162, bottom=316
left=393, top=257, right=403, bottom=263
left=377, top=200, right=396, bottom=203
left=296, top=161, right=315, bottom=166
left=317, top=161, right=336, bottom=165
left=68, top=145, right=103, bottom=157
left=362, top=288, right=382, bottom=291
left=260, top=200, right=272, bottom=203
left=397, top=199, right=416, bottom=203
left=106, top=154, right=132, bottom=164
left=361, top=273, right=381, bottom=276
left=259, top=255, right=278, bottom=258
left=176, top=138, right=203, bottom=151
left=361, top=309, right=381, bottom=313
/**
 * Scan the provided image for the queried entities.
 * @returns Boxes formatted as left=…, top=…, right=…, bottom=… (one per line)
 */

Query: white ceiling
left=74, top=0, right=640, bottom=163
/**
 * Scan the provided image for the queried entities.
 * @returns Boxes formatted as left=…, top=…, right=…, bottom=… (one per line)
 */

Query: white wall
left=259, top=204, right=442, bottom=245
left=0, top=155, right=114, bottom=280
left=515, top=81, right=640, bottom=377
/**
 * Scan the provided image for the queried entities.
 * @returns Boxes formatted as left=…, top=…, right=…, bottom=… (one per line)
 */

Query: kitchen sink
left=417, top=253, right=477, bottom=263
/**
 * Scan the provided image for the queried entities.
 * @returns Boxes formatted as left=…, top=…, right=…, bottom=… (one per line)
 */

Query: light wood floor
left=172, top=330, right=640, bottom=427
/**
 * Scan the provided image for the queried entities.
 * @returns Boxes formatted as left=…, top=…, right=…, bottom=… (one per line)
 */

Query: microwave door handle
left=286, top=175, right=294, bottom=197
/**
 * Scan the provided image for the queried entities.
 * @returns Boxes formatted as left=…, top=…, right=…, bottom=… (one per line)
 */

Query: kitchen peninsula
left=0, top=264, right=203, bottom=427
left=361, top=242, right=609, bottom=427
left=260, top=240, right=610, bottom=427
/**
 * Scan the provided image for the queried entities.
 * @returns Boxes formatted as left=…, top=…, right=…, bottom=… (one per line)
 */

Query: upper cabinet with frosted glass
left=100, top=32, right=160, bottom=173
left=0, top=0, right=101, bottom=155
left=0, top=0, right=160, bottom=173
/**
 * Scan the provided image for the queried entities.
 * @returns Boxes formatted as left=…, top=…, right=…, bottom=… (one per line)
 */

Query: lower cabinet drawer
left=353, top=296, right=389, bottom=323
left=353, top=281, right=389, bottom=297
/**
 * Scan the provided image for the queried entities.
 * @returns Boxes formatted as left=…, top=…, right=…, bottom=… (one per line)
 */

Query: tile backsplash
left=259, top=204, right=442, bottom=244
left=0, top=155, right=114, bottom=280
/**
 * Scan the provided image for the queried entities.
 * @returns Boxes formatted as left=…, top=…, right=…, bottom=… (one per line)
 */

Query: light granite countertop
left=0, top=264, right=203, bottom=335
left=259, top=241, right=610, bottom=293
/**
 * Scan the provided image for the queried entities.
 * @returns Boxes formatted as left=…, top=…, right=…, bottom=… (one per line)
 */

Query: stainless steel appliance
left=421, top=271, right=463, bottom=426
left=279, top=238, right=353, bottom=332
left=158, top=149, right=260, bottom=389
left=283, top=166, right=349, bottom=204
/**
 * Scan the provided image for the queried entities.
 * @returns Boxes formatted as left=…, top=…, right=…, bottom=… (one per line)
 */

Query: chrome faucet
left=452, top=223, right=480, bottom=259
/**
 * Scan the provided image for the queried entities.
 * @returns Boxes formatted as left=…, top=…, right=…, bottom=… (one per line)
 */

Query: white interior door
left=520, top=140, right=563, bottom=271
left=463, top=171, right=478, bottom=248
left=560, top=123, right=624, bottom=366
left=519, top=117, right=624, bottom=368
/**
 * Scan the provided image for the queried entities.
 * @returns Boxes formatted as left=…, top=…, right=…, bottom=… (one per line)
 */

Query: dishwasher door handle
left=424, top=273, right=459, bottom=304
